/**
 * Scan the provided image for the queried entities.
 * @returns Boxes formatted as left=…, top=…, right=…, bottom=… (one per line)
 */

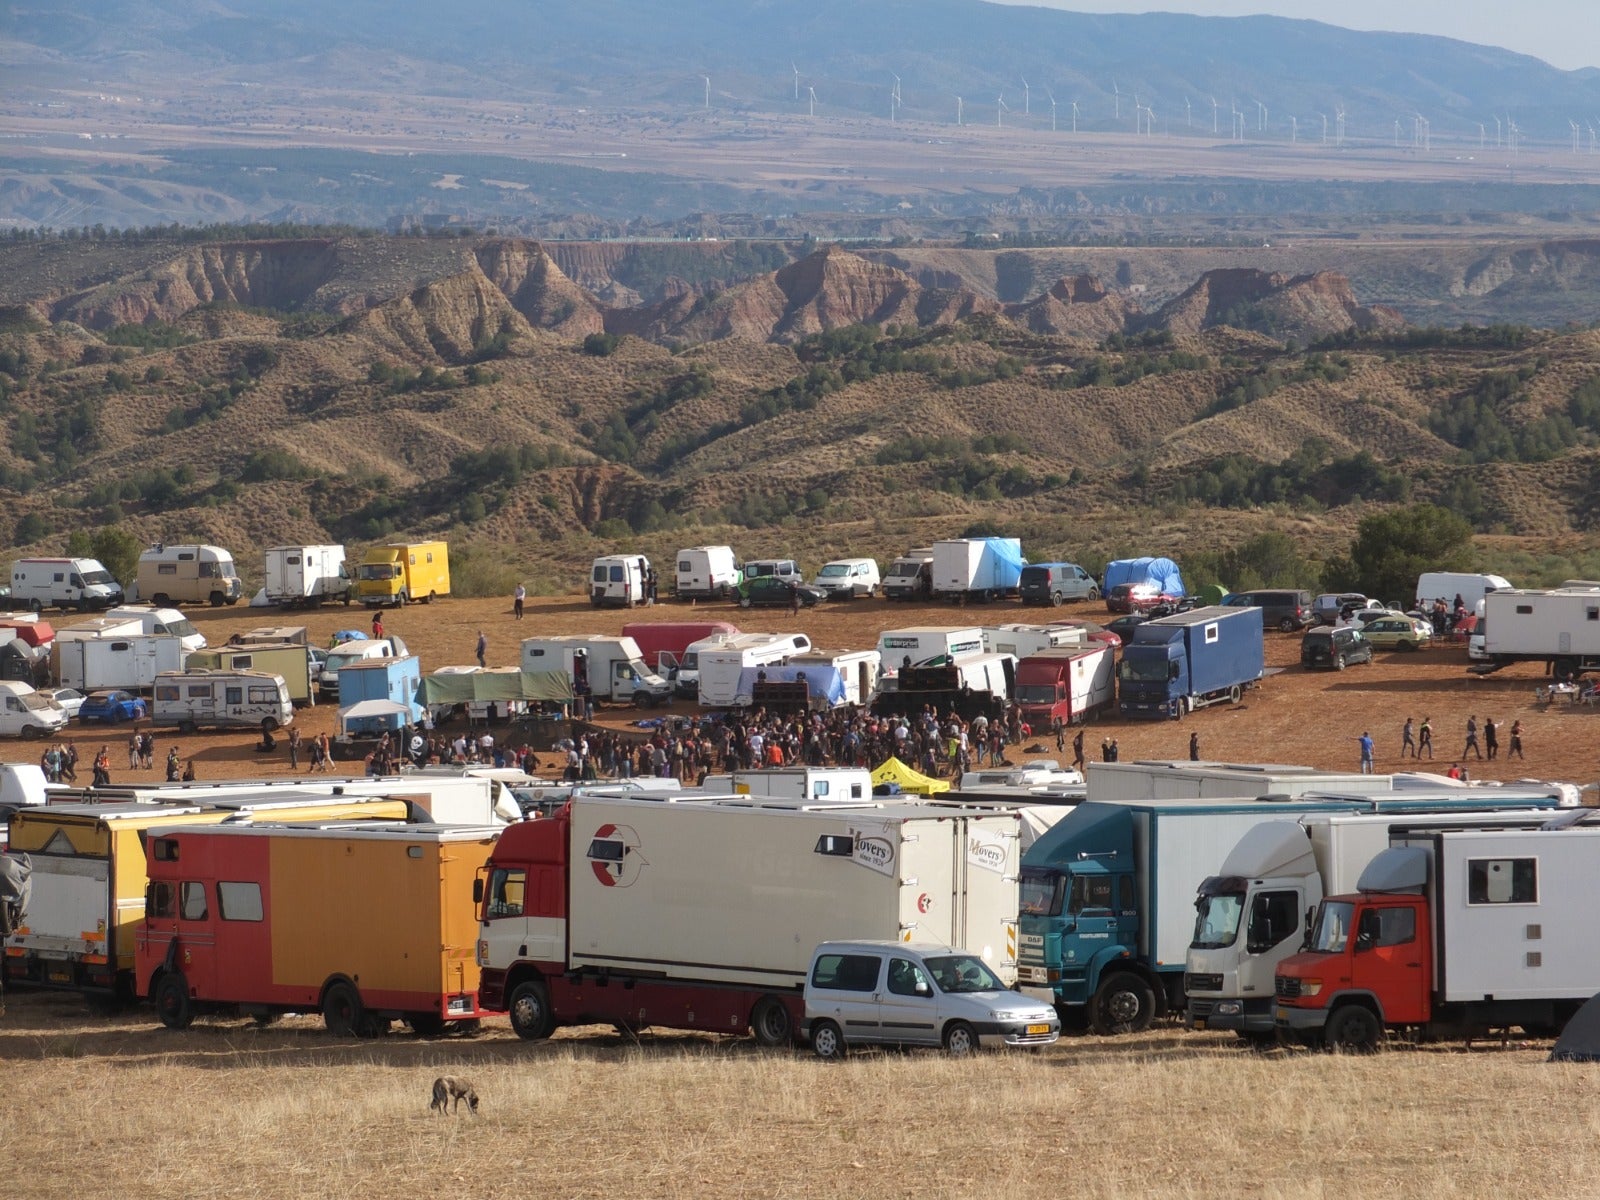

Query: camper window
left=180, top=882, right=208, bottom=921
left=157, top=563, right=177, bottom=576
left=156, top=686, right=179, bottom=701
left=217, top=882, right=263, bottom=922
left=232, top=655, right=254, bottom=669
left=1468, top=858, right=1538, bottom=905
left=226, top=687, right=242, bottom=704
left=286, top=555, right=301, bottom=565
left=187, top=685, right=212, bottom=699
left=247, top=685, right=277, bottom=704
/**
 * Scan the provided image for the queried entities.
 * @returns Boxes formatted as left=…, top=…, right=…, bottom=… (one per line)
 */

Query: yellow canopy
left=871, top=756, right=951, bottom=796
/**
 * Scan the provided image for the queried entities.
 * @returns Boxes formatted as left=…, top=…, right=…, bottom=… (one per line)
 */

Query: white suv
left=803, top=940, right=1059, bottom=1057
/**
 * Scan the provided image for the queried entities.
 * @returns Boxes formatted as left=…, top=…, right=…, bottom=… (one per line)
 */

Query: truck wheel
left=250, top=1013, right=281, bottom=1028
left=1554, top=657, right=1579, bottom=682
left=321, top=980, right=366, bottom=1037
left=423, top=591, right=435, bottom=604
left=942, top=1020, right=978, bottom=1056
left=209, top=592, right=226, bottom=607
left=1228, top=685, right=1242, bottom=705
left=509, top=979, right=553, bottom=1041
left=155, top=972, right=195, bottom=1030
left=810, top=1018, right=845, bottom=1060
left=1326, top=1004, right=1381, bottom=1054
left=750, top=996, right=794, bottom=1047
left=396, top=590, right=408, bottom=606
left=261, top=717, right=279, bottom=733
left=152, top=593, right=170, bottom=607
left=1090, top=971, right=1156, bottom=1036
left=407, top=1012, right=446, bottom=1037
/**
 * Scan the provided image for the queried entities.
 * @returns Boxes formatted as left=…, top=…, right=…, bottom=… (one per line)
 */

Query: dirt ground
left=22, top=593, right=1595, bottom=791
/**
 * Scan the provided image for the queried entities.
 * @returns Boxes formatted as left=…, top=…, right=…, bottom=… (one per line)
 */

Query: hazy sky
left=999, top=2, right=1599, bottom=71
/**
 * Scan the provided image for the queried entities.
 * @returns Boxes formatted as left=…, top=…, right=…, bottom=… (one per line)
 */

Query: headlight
left=1216, top=1000, right=1242, bottom=1016
left=1301, top=979, right=1323, bottom=997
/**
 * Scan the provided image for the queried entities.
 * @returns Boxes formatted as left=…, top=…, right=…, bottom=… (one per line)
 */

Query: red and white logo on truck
left=587, top=823, right=647, bottom=887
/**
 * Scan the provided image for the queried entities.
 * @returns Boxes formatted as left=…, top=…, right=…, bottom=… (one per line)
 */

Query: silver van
left=803, top=940, right=1059, bottom=1057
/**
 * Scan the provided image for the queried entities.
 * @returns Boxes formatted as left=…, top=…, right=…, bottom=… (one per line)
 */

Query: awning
left=416, top=667, right=573, bottom=706
left=340, top=699, right=412, bottom=721
left=870, top=756, right=951, bottom=795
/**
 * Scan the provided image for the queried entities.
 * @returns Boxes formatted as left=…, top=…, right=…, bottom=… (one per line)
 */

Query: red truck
left=1275, top=823, right=1600, bottom=1051
left=1012, top=644, right=1115, bottom=731
left=620, top=620, right=738, bottom=672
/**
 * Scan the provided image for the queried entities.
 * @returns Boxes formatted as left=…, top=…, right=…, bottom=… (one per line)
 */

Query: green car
left=1358, top=615, right=1433, bottom=651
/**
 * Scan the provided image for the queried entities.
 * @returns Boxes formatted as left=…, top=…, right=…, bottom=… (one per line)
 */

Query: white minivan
left=591, top=555, right=651, bottom=607
left=803, top=940, right=1059, bottom=1058
left=811, top=558, right=881, bottom=600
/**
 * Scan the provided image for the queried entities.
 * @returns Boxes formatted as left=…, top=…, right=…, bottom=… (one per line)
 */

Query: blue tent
left=1102, top=556, right=1185, bottom=596
left=734, top=664, right=847, bottom=709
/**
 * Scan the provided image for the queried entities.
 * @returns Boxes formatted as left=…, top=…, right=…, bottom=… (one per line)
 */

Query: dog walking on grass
left=429, top=1076, right=479, bottom=1115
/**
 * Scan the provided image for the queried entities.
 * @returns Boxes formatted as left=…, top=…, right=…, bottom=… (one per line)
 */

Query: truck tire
left=261, top=717, right=279, bottom=734
left=152, top=593, right=170, bottom=607
left=396, top=590, right=408, bottom=607
left=1228, top=684, right=1242, bottom=705
left=1554, top=657, right=1579, bottom=682
left=810, top=1018, right=845, bottom=1060
left=321, top=980, right=367, bottom=1037
left=1090, top=971, right=1156, bottom=1036
left=632, top=692, right=653, bottom=709
left=942, top=1020, right=978, bottom=1056
left=407, top=1012, right=446, bottom=1037
left=750, top=996, right=794, bottom=1047
left=508, top=979, right=554, bottom=1041
left=1325, top=1004, right=1381, bottom=1054
left=209, top=591, right=226, bottom=607
left=155, top=972, right=195, bottom=1030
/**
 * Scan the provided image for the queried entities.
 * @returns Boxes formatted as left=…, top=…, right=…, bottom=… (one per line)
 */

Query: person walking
left=92, top=745, right=112, bottom=788
left=1354, top=730, right=1375, bottom=774
left=513, top=582, right=526, bottom=620
left=1189, top=731, right=1200, bottom=762
left=1071, top=729, right=1085, bottom=772
left=166, top=746, right=181, bottom=782
left=1400, top=717, right=1416, bottom=758
left=1484, top=716, right=1499, bottom=760
left=1508, top=719, right=1525, bottom=760
left=1462, top=715, right=1483, bottom=760
left=475, top=629, right=487, bottom=668
left=1418, top=716, right=1434, bottom=759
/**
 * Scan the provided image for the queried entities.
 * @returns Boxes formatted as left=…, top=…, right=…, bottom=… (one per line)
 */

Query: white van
left=1415, top=571, right=1512, bottom=613
left=317, top=637, right=408, bottom=699
left=662, top=632, right=739, bottom=698
left=675, top=546, right=741, bottom=600
left=105, top=605, right=207, bottom=651
left=0, top=681, right=70, bottom=739
left=811, top=558, right=881, bottom=600
left=150, top=668, right=294, bottom=732
left=743, top=558, right=803, bottom=585
left=10, top=557, right=124, bottom=613
left=590, top=555, right=651, bottom=607
left=135, top=544, right=243, bottom=607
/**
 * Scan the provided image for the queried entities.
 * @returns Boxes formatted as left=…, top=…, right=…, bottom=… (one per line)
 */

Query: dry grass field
left=4, top=990, right=1593, bottom=1200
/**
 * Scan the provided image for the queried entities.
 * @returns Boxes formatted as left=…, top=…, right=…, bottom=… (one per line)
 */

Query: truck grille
left=1275, top=976, right=1301, bottom=999
left=1186, top=973, right=1223, bottom=993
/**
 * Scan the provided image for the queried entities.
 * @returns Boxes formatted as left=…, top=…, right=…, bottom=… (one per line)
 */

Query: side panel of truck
left=187, top=645, right=313, bottom=705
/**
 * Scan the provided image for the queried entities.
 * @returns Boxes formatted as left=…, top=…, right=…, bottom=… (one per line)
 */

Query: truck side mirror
left=472, top=879, right=484, bottom=905
left=1168, top=662, right=1180, bottom=680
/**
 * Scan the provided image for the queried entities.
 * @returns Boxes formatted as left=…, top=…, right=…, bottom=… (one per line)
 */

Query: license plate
left=1275, top=1008, right=1288, bottom=1021
left=48, top=969, right=71, bottom=983
left=1192, top=1018, right=1206, bottom=1030
left=1026, top=1023, right=1051, bottom=1035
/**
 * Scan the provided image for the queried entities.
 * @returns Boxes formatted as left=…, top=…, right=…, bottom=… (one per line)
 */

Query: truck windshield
left=889, top=563, right=919, bottom=577
left=164, top=618, right=199, bottom=638
left=819, top=564, right=850, bottom=577
left=1014, top=684, right=1057, bottom=704
left=80, top=569, right=114, bottom=586
left=925, top=954, right=1005, bottom=994
left=1019, top=868, right=1066, bottom=917
left=1118, top=653, right=1170, bottom=683
left=1192, top=890, right=1245, bottom=949
left=359, top=564, right=398, bottom=580
left=1310, top=900, right=1355, bottom=953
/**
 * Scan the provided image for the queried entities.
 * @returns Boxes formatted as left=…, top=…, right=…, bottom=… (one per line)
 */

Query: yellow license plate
left=1192, top=1018, right=1206, bottom=1030
left=1026, top=1023, right=1051, bottom=1035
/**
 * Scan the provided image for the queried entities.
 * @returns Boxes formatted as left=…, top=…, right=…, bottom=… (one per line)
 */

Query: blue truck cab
left=1117, top=604, right=1264, bottom=719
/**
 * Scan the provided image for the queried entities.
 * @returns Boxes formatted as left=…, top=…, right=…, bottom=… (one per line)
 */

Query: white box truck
left=475, top=795, right=1021, bottom=1046
left=520, top=635, right=672, bottom=708
left=1475, top=587, right=1600, bottom=678
left=875, top=626, right=985, bottom=688
left=932, top=537, right=1025, bottom=603
left=264, top=545, right=352, bottom=607
left=52, top=632, right=189, bottom=693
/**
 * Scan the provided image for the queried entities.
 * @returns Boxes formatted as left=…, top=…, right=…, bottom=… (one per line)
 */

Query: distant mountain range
left=10, top=0, right=1600, bottom=141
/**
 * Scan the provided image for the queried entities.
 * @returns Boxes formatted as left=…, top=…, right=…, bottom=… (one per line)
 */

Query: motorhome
left=10, top=557, right=124, bottom=612
left=150, top=668, right=294, bottom=732
left=104, top=605, right=206, bottom=651
left=317, top=636, right=408, bottom=699
left=134, top=544, right=243, bottom=607
left=357, top=541, right=450, bottom=607
left=695, top=632, right=814, bottom=708
left=589, top=554, right=651, bottom=607
left=264, top=544, right=352, bottom=607
left=674, top=546, right=741, bottom=600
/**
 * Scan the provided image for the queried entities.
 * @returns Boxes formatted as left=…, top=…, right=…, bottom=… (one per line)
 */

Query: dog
left=429, top=1076, right=479, bottom=1115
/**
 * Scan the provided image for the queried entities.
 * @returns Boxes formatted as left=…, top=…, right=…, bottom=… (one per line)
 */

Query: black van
left=1301, top=625, right=1374, bottom=670
left=1224, top=589, right=1313, bottom=632
left=1020, top=563, right=1099, bottom=607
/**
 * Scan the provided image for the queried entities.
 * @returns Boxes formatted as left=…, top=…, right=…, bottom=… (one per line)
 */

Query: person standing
left=92, top=745, right=111, bottom=788
left=1418, top=716, right=1434, bottom=759
left=475, top=629, right=487, bottom=668
left=127, top=730, right=140, bottom=771
left=1462, top=715, right=1483, bottom=760
left=1354, top=730, right=1375, bottom=774
left=1508, top=719, right=1525, bottom=760
left=371, top=612, right=384, bottom=641
left=166, top=746, right=181, bottom=782
left=288, top=726, right=301, bottom=770
left=1400, top=717, right=1416, bottom=758
left=1188, top=731, right=1200, bottom=762
left=1484, top=717, right=1499, bottom=760
left=1106, top=738, right=1119, bottom=763
left=788, top=579, right=800, bottom=616
left=1072, top=729, right=1085, bottom=772
left=513, top=582, right=526, bottom=620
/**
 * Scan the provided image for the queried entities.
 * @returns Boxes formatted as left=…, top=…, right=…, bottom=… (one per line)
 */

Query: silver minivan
left=803, top=940, right=1059, bottom=1057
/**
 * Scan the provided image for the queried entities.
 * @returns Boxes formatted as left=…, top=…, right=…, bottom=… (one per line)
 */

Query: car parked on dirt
left=1104, top=614, right=1150, bottom=644
left=1300, top=626, right=1374, bottom=671
left=1311, top=592, right=1370, bottom=626
left=1224, top=589, right=1314, bottom=632
left=1106, top=582, right=1184, bottom=615
left=736, top=576, right=826, bottom=608
left=46, top=687, right=86, bottom=720
left=1358, top=614, right=1434, bottom=651
left=78, top=689, right=149, bottom=723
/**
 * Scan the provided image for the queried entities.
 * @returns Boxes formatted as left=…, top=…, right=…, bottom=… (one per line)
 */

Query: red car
left=1105, top=582, right=1183, bottom=615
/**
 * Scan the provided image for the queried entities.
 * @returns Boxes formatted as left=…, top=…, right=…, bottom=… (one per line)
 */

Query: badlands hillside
left=0, top=232, right=1597, bottom=589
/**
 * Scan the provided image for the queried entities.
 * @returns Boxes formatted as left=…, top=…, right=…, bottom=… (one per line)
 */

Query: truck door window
left=1118, top=876, right=1136, bottom=911
left=1247, top=890, right=1300, bottom=952
left=148, top=881, right=175, bottom=918
left=179, top=882, right=208, bottom=921
left=1357, top=906, right=1416, bottom=949
left=1067, top=874, right=1114, bottom=914
left=486, top=868, right=525, bottom=919
left=1467, top=857, right=1537, bottom=904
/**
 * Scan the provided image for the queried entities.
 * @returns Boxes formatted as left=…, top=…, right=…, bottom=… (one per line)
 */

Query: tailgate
left=12, top=856, right=110, bottom=959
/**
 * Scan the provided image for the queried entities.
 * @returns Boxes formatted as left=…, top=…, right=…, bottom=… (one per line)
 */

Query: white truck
left=872, top=650, right=1016, bottom=721
left=1187, top=793, right=1572, bottom=1041
left=982, top=623, right=1086, bottom=659
left=875, top=626, right=985, bottom=689
left=264, top=544, right=353, bottom=607
left=52, top=632, right=189, bottom=693
left=520, top=635, right=672, bottom=708
left=729, top=767, right=874, bottom=802
left=882, top=548, right=935, bottom=602
left=104, top=606, right=206, bottom=651
left=475, top=795, right=1022, bottom=1046
left=10, top=557, right=124, bottom=613
left=695, top=632, right=813, bottom=708
left=674, top=546, right=741, bottom=600
left=317, top=636, right=407, bottom=699
left=1083, top=760, right=1398, bottom=803
left=932, top=537, right=1025, bottom=603
left=0, top=681, right=70, bottom=739
left=1473, top=586, right=1600, bottom=679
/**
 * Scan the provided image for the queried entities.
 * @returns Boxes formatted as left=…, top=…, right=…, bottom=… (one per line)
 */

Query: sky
left=998, top=2, right=1599, bottom=72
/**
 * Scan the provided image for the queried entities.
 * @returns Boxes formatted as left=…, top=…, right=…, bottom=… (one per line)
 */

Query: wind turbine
left=792, top=62, right=800, bottom=102
left=702, top=75, right=710, bottom=110
left=997, top=93, right=1010, bottom=128
left=1071, top=99, right=1079, bottom=133
left=1290, top=115, right=1297, bottom=144
left=1494, top=114, right=1502, bottom=146
left=807, top=85, right=816, bottom=117
left=1184, top=96, right=1191, bottom=128
left=955, top=95, right=964, bottom=126
left=1335, top=105, right=1345, bottom=147
left=1255, top=100, right=1266, bottom=132
left=1320, top=112, right=1327, bottom=144
left=1047, top=88, right=1057, bottom=133
left=1210, top=96, right=1218, bottom=135
left=1478, top=122, right=1485, bottom=149
left=1393, top=118, right=1401, bottom=147
left=1132, top=92, right=1140, bottom=132
left=1021, top=77, right=1030, bottom=116
left=1144, top=104, right=1155, bottom=136
left=1572, top=119, right=1582, bottom=153
left=1112, top=79, right=1121, bottom=120
left=892, top=72, right=901, bottom=121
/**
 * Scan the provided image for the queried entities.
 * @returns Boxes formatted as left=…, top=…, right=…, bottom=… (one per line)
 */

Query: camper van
left=590, top=555, right=651, bottom=607
left=105, top=606, right=206, bottom=651
left=520, top=635, right=672, bottom=707
left=674, top=546, right=741, bottom=600
left=317, top=637, right=408, bottom=700
left=150, top=668, right=294, bottom=732
left=135, top=544, right=243, bottom=607
left=0, top=680, right=70, bottom=739
left=10, top=557, right=124, bottom=612
left=264, top=545, right=352, bottom=607
left=811, top=558, right=881, bottom=600
left=357, top=542, right=450, bottom=607
left=696, top=632, right=815, bottom=708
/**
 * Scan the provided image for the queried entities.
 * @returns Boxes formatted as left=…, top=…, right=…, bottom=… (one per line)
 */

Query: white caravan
left=150, top=668, right=294, bottom=731
left=696, top=632, right=814, bottom=708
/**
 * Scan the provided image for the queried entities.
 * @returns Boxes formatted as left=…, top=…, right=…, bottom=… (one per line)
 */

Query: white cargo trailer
left=264, top=545, right=352, bottom=607
left=1477, top=586, right=1600, bottom=677
left=875, top=626, right=984, bottom=688
left=982, top=623, right=1085, bottom=658
left=52, top=632, right=189, bottom=692
left=1084, top=761, right=1404, bottom=803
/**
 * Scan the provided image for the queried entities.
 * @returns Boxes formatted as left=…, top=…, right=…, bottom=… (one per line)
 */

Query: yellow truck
left=2, top=794, right=412, bottom=1002
left=356, top=541, right=450, bottom=607
left=137, top=821, right=499, bottom=1035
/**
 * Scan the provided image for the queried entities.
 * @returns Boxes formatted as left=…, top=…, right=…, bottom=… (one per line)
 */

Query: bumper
left=1188, top=996, right=1276, bottom=1034
left=1274, top=1003, right=1332, bottom=1034
left=974, top=1020, right=1060, bottom=1048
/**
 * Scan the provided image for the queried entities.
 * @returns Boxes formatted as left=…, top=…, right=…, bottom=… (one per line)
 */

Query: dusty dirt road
left=21, top=593, right=1594, bottom=790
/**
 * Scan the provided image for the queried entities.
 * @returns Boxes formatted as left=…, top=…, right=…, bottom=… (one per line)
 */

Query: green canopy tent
left=1192, top=582, right=1229, bottom=606
left=415, top=668, right=572, bottom=708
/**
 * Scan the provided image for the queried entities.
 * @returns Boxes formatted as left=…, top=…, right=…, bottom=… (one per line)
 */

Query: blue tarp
left=734, top=664, right=847, bottom=708
left=1102, top=556, right=1185, bottom=596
